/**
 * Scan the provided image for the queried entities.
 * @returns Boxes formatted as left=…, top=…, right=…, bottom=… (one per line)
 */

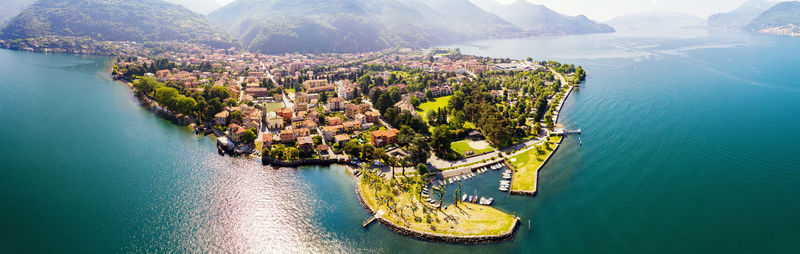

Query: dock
left=363, top=209, right=384, bottom=227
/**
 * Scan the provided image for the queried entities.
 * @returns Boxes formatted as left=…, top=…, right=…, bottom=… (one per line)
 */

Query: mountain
left=207, top=0, right=520, bottom=54
left=164, top=0, right=222, bottom=15
left=607, top=12, right=705, bottom=33
left=1, top=0, right=231, bottom=47
left=471, top=0, right=614, bottom=35
left=0, top=0, right=36, bottom=24
left=707, top=0, right=775, bottom=31
left=746, top=1, right=800, bottom=33
left=420, top=0, right=520, bottom=38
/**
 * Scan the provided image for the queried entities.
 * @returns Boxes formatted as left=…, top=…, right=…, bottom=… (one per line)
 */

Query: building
left=293, top=128, right=311, bottom=137
left=276, top=107, right=293, bottom=121
left=215, top=111, right=229, bottom=125
left=280, top=129, right=295, bottom=143
left=322, top=125, right=340, bottom=141
left=244, top=119, right=260, bottom=130
left=261, top=134, right=273, bottom=148
left=230, top=125, right=247, bottom=143
left=337, top=80, right=356, bottom=100
left=326, top=116, right=343, bottom=126
left=429, top=85, right=453, bottom=97
left=371, top=129, right=400, bottom=147
left=316, top=144, right=330, bottom=159
left=295, top=92, right=308, bottom=104
left=328, top=97, right=345, bottom=111
left=266, top=112, right=285, bottom=129
left=303, top=79, right=334, bottom=93
left=297, top=136, right=314, bottom=151
left=345, top=103, right=370, bottom=118
left=342, top=121, right=361, bottom=132
left=334, top=134, right=351, bottom=146
left=289, top=62, right=304, bottom=73
left=246, top=87, right=270, bottom=98
left=365, top=111, right=381, bottom=124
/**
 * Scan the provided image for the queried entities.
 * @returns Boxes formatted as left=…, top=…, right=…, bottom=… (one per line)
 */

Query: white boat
left=468, top=195, right=473, bottom=202
left=487, top=198, right=494, bottom=205
left=462, top=194, right=468, bottom=201
left=499, top=187, right=509, bottom=192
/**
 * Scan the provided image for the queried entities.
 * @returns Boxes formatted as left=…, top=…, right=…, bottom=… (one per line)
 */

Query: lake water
left=1, top=30, right=799, bottom=253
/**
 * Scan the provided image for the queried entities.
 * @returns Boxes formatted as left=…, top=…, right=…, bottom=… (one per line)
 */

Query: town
left=112, top=42, right=585, bottom=242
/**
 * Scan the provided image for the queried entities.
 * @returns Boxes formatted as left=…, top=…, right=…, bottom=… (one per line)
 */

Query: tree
left=344, top=140, right=361, bottom=157
left=225, top=98, right=239, bottom=107
left=416, top=163, right=427, bottom=175
left=433, top=186, right=446, bottom=210
left=376, top=94, right=393, bottom=114
left=426, top=110, right=437, bottom=124
left=425, top=89, right=434, bottom=100
left=409, top=96, right=421, bottom=107
left=206, top=85, right=230, bottom=102
left=228, top=110, right=244, bottom=123
left=453, top=181, right=462, bottom=208
left=408, top=134, right=430, bottom=165
left=361, top=143, right=375, bottom=160
left=285, top=147, right=300, bottom=160
left=175, top=96, right=197, bottom=115
left=431, top=125, right=452, bottom=157
left=319, top=92, right=328, bottom=103
left=243, top=130, right=257, bottom=144
left=133, top=76, right=162, bottom=96
left=154, top=86, right=180, bottom=107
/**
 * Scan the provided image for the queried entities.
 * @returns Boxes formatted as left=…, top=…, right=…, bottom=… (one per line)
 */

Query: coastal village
left=111, top=42, right=585, bottom=243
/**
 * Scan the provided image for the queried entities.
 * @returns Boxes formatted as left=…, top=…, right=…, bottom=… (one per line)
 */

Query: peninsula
left=5, top=38, right=584, bottom=243
left=105, top=43, right=584, bottom=242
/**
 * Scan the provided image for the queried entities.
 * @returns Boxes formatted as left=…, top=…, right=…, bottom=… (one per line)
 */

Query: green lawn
left=416, top=95, right=452, bottom=119
left=285, top=88, right=296, bottom=94
left=509, top=136, right=563, bottom=192
left=263, top=102, right=284, bottom=112
left=451, top=140, right=494, bottom=157
left=359, top=173, right=516, bottom=236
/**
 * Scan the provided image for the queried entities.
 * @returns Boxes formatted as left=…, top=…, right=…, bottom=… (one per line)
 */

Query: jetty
left=363, top=209, right=384, bottom=227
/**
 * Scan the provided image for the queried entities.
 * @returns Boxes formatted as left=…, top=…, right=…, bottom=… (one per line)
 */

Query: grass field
left=509, top=136, right=563, bottom=192
left=263, top=102, right=285, bottom=112
left=416, top=95, right=452, bottom=119
left=359, top=174, right=516, bottom=237
left=285, top=88, right=296, bottom=94
left=451, top=140, right=494, bottom=157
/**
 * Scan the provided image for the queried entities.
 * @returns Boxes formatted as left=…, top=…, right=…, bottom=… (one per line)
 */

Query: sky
left=210, top=0, right=753, bottom=21
left=494, top=0, right=753, bottom=21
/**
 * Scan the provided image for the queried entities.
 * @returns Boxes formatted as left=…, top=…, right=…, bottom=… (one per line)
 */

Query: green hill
left=0, top=0, right=37, bottom=24
left=207, top=0, right=520, bottom=54
left=746, top=1, right=800, bottom=32
left=471, top=0, right=615, bottom=35
left=1, top=0, right=232, bottom=47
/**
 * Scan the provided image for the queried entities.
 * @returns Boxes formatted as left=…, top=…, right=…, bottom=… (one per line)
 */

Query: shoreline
left=354, top=176, right=520, bottom=244
left=510, top=80, right=576, bottom=195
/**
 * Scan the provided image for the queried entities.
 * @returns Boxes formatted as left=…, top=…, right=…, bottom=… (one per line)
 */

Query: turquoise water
left=1, top=30, right=799, bottom=253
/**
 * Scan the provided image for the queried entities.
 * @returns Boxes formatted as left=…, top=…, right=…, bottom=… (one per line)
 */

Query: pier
left=363, top=210, right=384, bottom=227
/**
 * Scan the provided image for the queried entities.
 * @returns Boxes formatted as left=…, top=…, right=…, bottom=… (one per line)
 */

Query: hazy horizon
left=212, top=0, right=759, bottom=21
